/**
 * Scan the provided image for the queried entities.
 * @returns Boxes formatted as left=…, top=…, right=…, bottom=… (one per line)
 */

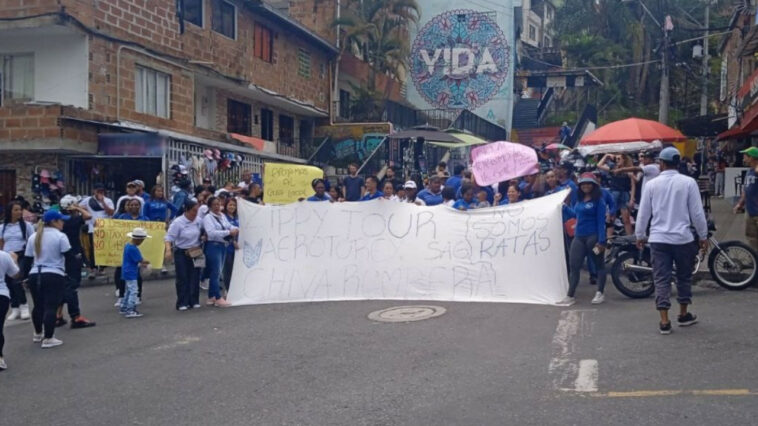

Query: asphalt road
left=2, top=274, right=758, bottom=426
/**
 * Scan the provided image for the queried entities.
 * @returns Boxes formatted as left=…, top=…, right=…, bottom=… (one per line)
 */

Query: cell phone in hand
left=592, top=246, right=601, bottom=255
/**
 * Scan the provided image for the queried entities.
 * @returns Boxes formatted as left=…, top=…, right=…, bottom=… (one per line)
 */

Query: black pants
left=568, top=235, right=606, bottom=297
left=28, top=273, right=65, bottom=339
left=223, top=249, right=235, bottom=292
left=114, top=268, right=143, bottom=298
left=7, top=250, right=27, bottom=307
left=174, top=249, right=199, bottom=309
left=0, top=295, right=8, bottom=356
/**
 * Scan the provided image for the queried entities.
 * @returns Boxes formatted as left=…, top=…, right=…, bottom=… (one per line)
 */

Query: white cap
left=403, top=180, right=417, bottom=189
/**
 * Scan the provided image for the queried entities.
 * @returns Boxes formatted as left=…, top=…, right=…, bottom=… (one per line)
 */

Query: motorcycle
left=610, top=221, right=758, bottom=298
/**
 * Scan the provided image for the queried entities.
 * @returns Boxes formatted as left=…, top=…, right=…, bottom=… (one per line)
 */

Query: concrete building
left=0, top=0, right=338, bottom=206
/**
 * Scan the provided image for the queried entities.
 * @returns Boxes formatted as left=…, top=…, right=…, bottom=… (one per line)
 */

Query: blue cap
left=43, top=210, right=70, bottom=223
left=658, top=147, right=681, bottom=163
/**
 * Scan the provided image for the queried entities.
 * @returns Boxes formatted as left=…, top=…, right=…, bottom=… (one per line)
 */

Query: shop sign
left=98, top=133, right=165, bottom=157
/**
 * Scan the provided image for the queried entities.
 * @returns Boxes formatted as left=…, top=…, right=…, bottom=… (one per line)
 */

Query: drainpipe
left=331, top=0, right=341, bottom=125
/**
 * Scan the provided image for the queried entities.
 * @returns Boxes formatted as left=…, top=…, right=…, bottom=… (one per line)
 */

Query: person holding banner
left=165, top=199, right=203, bottom=311
left=142, top=186, right=178, bottom=223
left=360, top=176, right=384, bottom=201
left=25, top=211, right=72, bottom=348
left=116, top=199, right=149, bottom=221
left=416, top=176, right=444, bottom=206
left=0, top=250, right=20, bottom=369
left=223, top=198, right=240, bottom=292
left=452, top=183, right=476, bottom=211
left=306, top=179, right=331, bottom=202
left=81, top=184, right=115, bottom=279
left=557, top=173, right=608, bottom=307
left=202, top=197, right=238, bottom=307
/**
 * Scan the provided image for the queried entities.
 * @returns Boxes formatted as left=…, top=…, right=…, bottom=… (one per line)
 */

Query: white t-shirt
left=81, top=196, right=115, bottom=233
left=0, top=251, right=20, bottom=298
left=24, top=228, right=71, bottom=276
left=1, top=221, right=35, bottom=253
left=641, top=164, right=661, bottom=192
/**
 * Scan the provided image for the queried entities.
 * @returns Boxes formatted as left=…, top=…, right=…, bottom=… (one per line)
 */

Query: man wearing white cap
left=635, top=146, right=708, bottom=335
left=401, top=181, right=425, bottom=206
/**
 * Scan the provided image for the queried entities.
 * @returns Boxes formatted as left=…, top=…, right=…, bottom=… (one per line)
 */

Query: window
left=135, top=66, right=170, bottom=118
left=227, top=99, right=251, bottom=135
left=528, top=24, right=537, bottom=41
left=1, top=54, right=34, bottom=104
left=279, top=115, right=294, bottom=145
left=339, top=89, right=351, bottom=119
left=261, top=108, right=274, bottom=141
left=298, top=48, right=311, bottom=79
left=254, top=24, right=273, bottom=63
left=183, top=0, right=203, bottom=27
left=212, top=0, right=236, bottom=39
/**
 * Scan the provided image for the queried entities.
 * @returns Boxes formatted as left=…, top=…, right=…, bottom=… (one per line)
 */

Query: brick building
left=0, top=0, right=338, bottom=207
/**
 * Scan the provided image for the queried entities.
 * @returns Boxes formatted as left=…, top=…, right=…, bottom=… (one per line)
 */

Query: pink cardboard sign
left=471, top=142, right=539, bottom=186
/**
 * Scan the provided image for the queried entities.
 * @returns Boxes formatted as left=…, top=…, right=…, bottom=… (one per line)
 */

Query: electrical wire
left=521, top=54, right=661, bottom=72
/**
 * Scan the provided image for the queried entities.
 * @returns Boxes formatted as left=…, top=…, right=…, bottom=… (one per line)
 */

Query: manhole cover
left=367, top=305, right=446, bottom=323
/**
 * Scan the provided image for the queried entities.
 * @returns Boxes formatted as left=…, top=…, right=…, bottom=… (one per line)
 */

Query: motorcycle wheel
left=611, top=251, right=655, bottom=299
left=708, top=241, right=758, bottom=290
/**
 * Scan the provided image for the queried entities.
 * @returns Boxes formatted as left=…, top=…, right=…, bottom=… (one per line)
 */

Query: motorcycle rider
left=635, top=147, right=708, bottom=335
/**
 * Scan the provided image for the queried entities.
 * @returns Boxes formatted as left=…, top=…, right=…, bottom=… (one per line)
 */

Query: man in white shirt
left=635, top=147, right=708, bottom=335
left=614, top=150, right=661, bottom=194
left=80, top=183, right=115, bottom=277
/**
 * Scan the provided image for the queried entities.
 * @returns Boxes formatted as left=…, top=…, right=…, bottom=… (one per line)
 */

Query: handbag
left=185, top=246, right=203, bottom=258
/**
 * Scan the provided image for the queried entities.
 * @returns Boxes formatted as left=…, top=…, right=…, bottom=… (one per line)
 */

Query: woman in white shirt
left=164, top=199, right=203, bottom=311
left=25, top=210, right=71, bottom=349
left=0, top=201, right=34, bottom=320
left=202, top=197, right=238, bottom=307
left=0, top=250, right=21, bottom=369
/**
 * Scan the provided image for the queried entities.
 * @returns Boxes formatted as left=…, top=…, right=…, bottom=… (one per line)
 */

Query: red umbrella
left=580, top=117, right=687, bottom=145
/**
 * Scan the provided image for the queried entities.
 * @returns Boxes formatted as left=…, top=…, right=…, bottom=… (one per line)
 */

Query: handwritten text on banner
left=93, top=219, right=166, bottom=268
left=227, top=190, right=570, bottom=306
left=263, top=162, right=325, bottom=205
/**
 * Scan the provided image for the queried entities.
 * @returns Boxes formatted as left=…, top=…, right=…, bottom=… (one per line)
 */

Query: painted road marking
left=589, top=389, right=758, bottom=398
left=548, top=310, right=596, bottom=392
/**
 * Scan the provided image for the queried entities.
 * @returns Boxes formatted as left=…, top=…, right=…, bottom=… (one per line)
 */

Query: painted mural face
left=410, top=10, right=510, bottom=111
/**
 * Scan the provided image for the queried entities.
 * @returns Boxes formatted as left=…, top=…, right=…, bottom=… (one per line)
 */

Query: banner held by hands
left=471, top=142, right=539, bottom=186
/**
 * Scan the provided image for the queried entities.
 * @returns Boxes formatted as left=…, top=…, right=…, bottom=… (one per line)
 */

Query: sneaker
left=206, top=298, right=216, bottom=306
left=41, top=337, right=63, bottom=348
left=55, top=317, right=67, bottom=328
left=71, top=316, right=97, bottom=329
left=114, top=298, right=123, bottom=307
left=124, top=311, right=143, bottom=319
left=32, top=333, right=43, bottom=343
left=6, top=308, right=20, bottom=320
left=677, top=312, right=698, bottom=327
left=200, top=279, right=209, bottom=290
left=178, top=306, right=188, bottom=311
left=88, top=272, right=97, bottom=280
left=19, top=304, right=30, bottom=320
left=555, top=297, right=576, bottom=307
left=192, top=304, right=201, bottom=309
left=591, top=292, right=605, bottom=305
left=161, top=267, right=168, bottom=275
left=0, top=357, right=6, bottom=370
left=214, top=298, right=231, bottom=308
left=659, top=322, right=672, bottom=335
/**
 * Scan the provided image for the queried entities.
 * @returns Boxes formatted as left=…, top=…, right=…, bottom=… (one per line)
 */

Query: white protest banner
left=227, top=190, right=569, bottom=306
left=471, top=141, right=539, bottom=186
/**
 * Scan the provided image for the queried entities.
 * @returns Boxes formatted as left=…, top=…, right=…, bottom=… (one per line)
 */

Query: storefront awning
left=230, top=133, right=265, bottom=150
left=716, top=126, right=748, bottom=141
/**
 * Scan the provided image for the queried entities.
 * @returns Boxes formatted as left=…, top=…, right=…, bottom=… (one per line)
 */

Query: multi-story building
left=0, top=0, right=338, bottom=206
left=517, top=0, right=556, bottom=50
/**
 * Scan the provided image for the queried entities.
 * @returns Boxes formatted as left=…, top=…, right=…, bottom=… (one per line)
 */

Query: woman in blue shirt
left=306, top=179, right=332, bottom=202
left=115, top=199, right=149, bottom=221
left=557, top=173, right=607, bottom=307
left=495, top=184, right=521, bottom=205
left=142, top=186, right=177, bottom=223
left=452, top=183, right=476, bottom=211
left=223, top=197, right=240, bottom=293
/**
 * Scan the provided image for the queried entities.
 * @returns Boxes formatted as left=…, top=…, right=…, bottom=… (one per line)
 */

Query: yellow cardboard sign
left=263, top=162, right=324, bottom=204
left=93, top=219, right=166, bottom=268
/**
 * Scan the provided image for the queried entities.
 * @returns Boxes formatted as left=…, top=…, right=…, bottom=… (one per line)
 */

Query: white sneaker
left=591, top=292, right=605, bottom=305
left=114, top=298, right=122, bottom=307
left=41, top=337, right=63, bottom=348
left=19, top=304, right=30, bottom=320
left=6, top=308, right=20, bottom=320
left=136, top=297, right=142, bottom=306
left=200, top=279, right=209, bottom=290
left=32, top=333, right=43, bottom=343
left=0, top=357, right=6, bottom=370
left=192, top=304, right=201, bottom=309
left=555, top=297, right=576, bottom=307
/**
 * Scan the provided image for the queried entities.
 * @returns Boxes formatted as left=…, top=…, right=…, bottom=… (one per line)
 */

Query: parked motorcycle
left=610, top=221, right=758, bottom=298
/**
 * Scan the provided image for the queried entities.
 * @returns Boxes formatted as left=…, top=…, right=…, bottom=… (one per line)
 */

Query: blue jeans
left=204, top=242, right=227, bottom=299
left=610, top=190, right=630, bottom=215
left=120, top=280, right=139, bottom=313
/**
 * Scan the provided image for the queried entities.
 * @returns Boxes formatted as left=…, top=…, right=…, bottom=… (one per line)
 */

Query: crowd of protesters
left=0, top=140, right=749, bottom=369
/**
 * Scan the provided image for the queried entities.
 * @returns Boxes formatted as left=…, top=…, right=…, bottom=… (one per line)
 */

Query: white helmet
left=60, top=194, right=81, bottom=210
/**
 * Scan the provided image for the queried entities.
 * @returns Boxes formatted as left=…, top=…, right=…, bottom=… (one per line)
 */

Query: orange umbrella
left=580, top=117, right=687, bottom=146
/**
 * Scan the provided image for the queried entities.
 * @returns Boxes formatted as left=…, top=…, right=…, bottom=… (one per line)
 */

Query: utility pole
left=699, top=3, right=710, bottom=116
left=659, top=26, right=670, bottom=125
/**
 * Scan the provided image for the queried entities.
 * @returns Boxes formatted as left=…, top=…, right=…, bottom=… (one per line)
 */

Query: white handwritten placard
left=227, top=190, right=570, bottom=306
left=471, top=141, right=539, bottom=186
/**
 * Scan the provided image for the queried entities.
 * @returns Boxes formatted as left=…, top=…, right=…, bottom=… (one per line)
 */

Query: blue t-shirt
left=115, top=213, right=149, bottom=221
left=307, top=194, right=331, bottom=202
left=745, top=170, right=758, bottom=216
left=360, top=191, right=384, bottom=201
left=558, top=179, right=579, bottom=206
left=456, top=186, right=494, bottom=204
left=452, top=199, right=473, bottom=211
left=417, top=189, right=444, bottom=206
left=569, top=197, right=607, bottom=244
left=445, top=176, right=463, bottom=194
left=226, top=214, right=239, bottom=254
left=601, top=188, right=616, bottom=216
left=121, top=243, right=143, bottom=280
left=142, top=199, right=178, bottom=222
left=343, top=176, right=365, bottom=201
